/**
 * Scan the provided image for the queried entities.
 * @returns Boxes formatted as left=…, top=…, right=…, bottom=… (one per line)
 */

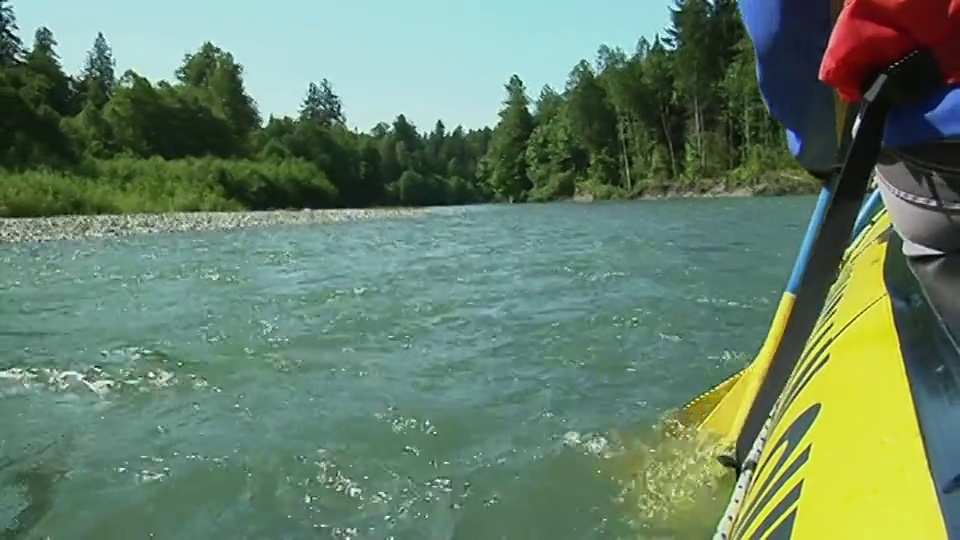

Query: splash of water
left=604, top=412, right=735, bottom=538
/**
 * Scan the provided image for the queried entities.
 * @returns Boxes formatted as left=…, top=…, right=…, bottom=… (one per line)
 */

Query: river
left=0, top=197, right=814, bottom=539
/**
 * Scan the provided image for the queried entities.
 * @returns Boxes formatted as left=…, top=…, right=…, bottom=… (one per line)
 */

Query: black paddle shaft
left=732, top=49, right=945, bottom=468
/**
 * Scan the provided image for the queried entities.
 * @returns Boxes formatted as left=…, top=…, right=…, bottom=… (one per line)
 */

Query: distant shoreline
left=570, top=183, right=817, bottom=203
left=0, top=208, right=426, bottom=244
left=0, top=178, right=820, bottom=244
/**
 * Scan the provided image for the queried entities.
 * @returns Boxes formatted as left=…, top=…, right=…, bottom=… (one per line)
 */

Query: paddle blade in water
left=679, top=292, right=796, bottom=443
left=678, top=368, right=744, bottom=426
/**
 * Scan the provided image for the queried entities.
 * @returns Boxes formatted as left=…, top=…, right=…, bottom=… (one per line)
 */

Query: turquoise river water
left=0, top=197, right=814, bottom=539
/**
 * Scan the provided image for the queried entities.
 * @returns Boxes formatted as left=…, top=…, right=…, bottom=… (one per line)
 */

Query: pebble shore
left=0, top=208, right=425, bottom=244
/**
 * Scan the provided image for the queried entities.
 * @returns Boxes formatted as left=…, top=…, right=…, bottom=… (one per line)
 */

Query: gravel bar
left=0, top=208, right=427, bottom=244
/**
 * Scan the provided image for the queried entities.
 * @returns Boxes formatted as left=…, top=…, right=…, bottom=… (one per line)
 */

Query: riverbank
left=0, top=164, right=818, bottom=244
left=0, top=158, right=819, bottom=220
left=568, top=171, right=819, bottom=202
left=0, top=208, right=425, bottom=244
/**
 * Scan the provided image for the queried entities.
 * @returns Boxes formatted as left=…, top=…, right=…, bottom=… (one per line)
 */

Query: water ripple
left=0, top=198, right=813, bottom=538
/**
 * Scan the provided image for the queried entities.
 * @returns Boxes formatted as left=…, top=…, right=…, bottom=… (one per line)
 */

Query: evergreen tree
left=80, top=32, right=116, bottom=108
left=0, top=0, right=23, bottom=67
left=484, top=74, right=535, bottom=201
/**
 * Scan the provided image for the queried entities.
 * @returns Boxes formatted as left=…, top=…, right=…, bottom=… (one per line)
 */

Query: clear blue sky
left=15, top=0, right=671, bottom=132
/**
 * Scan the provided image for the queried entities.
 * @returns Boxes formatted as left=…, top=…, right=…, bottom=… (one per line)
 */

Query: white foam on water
left=0, top=346, right=217, bottom=401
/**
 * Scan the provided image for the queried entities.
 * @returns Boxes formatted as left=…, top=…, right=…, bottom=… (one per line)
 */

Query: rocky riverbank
left=0, top=208, right=426, bottom=244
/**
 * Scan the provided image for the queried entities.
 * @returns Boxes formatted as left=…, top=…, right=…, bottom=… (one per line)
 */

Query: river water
left=0, top=198, right=813, bottom=539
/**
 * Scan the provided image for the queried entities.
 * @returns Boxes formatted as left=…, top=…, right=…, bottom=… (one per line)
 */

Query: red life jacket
left=819, top=0, right=960, bottom=102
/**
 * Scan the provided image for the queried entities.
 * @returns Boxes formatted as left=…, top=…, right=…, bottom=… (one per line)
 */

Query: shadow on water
left=0, top=439, right=68, bottom=540
left=603, top=411, right=735, bottom=539
left=0, top=423, right=735, bottom=540
left=0, top=350, right=741, bottom=540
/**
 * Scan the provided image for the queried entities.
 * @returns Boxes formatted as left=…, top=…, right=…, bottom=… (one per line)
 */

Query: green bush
left=0, top=156, right=339, bottom=217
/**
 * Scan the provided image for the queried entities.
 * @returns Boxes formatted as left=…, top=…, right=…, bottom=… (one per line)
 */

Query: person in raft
left=737, top=0, right=960, bottom=257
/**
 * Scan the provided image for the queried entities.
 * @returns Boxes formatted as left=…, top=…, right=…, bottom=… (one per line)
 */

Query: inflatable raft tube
left=699, top=204, right=960, bottom=539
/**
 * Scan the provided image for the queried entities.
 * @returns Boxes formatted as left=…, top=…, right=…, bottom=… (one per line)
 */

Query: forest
left=0, top=0, right=814, bottom=217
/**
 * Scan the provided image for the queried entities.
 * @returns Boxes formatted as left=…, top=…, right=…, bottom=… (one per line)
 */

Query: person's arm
left=738, top=0, right=841, bottom=179
left=820, top=0, right=947, bottom=103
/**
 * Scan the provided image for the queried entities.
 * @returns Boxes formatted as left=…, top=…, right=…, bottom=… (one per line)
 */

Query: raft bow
left=680, top=50, right=958, bottom=539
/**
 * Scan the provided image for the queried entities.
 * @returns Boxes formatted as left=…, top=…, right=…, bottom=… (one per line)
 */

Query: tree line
left=0, top=0, right=814, bottom=217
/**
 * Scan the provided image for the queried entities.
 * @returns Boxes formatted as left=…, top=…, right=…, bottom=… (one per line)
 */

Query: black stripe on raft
left=728, top=403, right=821, bottom=539
left=885, top=231, right=960, bottom=538
left=735, top=46, right=946, bottom=467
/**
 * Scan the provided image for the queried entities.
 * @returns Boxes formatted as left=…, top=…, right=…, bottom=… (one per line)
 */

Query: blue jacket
left=738, top=0, right=960, bottom=176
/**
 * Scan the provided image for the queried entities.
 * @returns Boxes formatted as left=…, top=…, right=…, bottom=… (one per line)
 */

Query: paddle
left=682, top=49, right=943, bottom=470
left=679, top=143, right=852, bottom=442
left=679, top=94, right=860, bottom=442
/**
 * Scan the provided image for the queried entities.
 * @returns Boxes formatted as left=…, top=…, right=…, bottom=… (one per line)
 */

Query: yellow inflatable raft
left=686, top=197, right=960, bottom=539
